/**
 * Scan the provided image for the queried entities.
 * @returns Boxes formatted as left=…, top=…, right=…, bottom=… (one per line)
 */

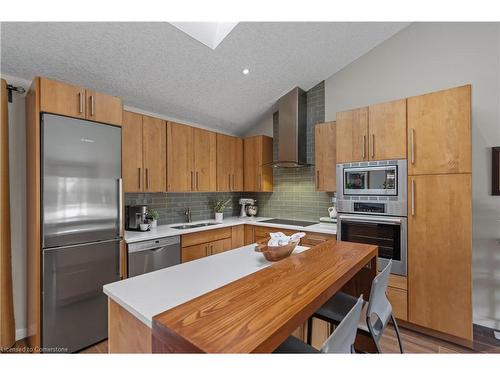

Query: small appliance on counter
left=320, top=193, right=337, bottom=223
left=125, top=205, right=149, bottom=231
left=246, top=202, right=258, bottom=217
left=239, top=198, right=256, bottom=218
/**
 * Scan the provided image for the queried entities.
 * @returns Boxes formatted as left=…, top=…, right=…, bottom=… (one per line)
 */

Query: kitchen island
left=104, top=239, right=377, bottom=353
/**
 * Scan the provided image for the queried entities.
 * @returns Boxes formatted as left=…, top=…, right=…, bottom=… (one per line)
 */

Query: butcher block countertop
left=151, top=240, right=378, bottom=353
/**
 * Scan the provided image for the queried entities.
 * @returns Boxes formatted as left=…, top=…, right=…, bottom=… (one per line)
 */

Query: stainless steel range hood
left=271, top=87, right=310, bottom=168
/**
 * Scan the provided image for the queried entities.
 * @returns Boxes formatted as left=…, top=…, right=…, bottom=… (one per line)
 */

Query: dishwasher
left=127, top=236, right=181, bottom=277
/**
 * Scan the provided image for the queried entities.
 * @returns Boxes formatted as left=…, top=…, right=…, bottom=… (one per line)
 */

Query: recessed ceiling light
left=242, top=68, right=250, bottom=75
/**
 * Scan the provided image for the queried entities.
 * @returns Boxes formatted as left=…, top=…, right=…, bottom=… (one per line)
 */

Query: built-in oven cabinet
left=336, top=99, right=407, bottom=163
left=407, top=85, right=471, bottom=176
left=407, top=174, right=472, bottom=341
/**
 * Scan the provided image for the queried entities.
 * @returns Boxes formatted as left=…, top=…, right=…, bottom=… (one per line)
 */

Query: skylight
left=170, top=22, right=238, bottom=50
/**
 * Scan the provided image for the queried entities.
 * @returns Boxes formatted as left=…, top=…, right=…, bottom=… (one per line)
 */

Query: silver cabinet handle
left=361, top=135, right=366, bottom=160
left=232, top=174, right=235, bottom=191
left=117, top=178, right=123, bottom=236
left=258, top=174, right=261, bottom=191
left=191, top=171, right=194, bottom=190
left=411, top=178, right=415, bottom=216
left=138, top=167, right=141, bottom=190
left=371, top=134, right=375, bottom=158
left=316, top=170, right=320, bottom=189
left=196, top=171, right=199, bottom=190
left=78, top=92, right=83, bottom=114
left=145, top=168, right=149, bottom=190
left=228, top=173, right=231, bottom=191
left=411, top=128, right=415, bottom=164
left=90, top=95, right=95, bottom=116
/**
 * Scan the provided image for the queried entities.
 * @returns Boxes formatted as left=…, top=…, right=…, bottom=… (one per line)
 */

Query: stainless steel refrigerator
left=41, top=113, right=122, bottom=353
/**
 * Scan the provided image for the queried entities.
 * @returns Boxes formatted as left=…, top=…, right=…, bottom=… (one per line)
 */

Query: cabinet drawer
left=182, top=227, right=232, bottom=247
left=388, top=274, right=407, bottom=291
left=181, top=243, right=208, bottom=263
left=387, top=287, right=408, bottom=321
left=254, top=226, right=295, bottom=239
left=301, top=233, right=335, bottom=246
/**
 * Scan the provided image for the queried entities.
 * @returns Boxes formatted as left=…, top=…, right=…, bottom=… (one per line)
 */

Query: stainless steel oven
left=336, top=159, right=408, bottom=276
left=337, top=214, right=407, bottom=276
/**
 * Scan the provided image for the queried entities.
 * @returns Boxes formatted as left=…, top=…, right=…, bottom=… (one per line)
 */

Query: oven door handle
left=338, top=215, right=403, bottom=225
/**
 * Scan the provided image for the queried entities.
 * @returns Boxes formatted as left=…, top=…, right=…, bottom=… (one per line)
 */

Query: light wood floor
left=7, top=325, right=499, bottom=354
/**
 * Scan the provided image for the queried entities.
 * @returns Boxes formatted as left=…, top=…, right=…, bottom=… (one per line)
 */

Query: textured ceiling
left=0, top=22, right=408, bottom=135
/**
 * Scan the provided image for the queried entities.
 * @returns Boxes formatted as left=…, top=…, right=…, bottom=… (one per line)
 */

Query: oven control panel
left=353, top=202, right=386, bottom=214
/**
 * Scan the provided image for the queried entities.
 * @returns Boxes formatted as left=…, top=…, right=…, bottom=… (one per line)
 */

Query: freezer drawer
left=128, top=236, right=181, bottom=277
left=42, top=239, right=120, bottom=353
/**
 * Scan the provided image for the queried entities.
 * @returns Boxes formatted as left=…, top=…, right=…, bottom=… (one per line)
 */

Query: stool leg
left=306, top=317, right=313, bottom=345
left=391, top=314, right=404, bottom=353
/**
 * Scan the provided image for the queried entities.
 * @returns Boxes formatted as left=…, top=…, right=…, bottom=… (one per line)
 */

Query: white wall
left=2, top=74, right=29, bottom=340
left=244, top=109, right=274, bottom=137
left=324, top=22, right=500, bottom=329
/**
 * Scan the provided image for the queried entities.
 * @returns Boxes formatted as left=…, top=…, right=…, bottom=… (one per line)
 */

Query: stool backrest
left=320, top=295, right=364, bottom=354
left=366, top=260, right=393, bottom=335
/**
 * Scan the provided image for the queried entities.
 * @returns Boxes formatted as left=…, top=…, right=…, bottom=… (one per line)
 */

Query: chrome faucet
left=184, top=207, right=192, bottom=223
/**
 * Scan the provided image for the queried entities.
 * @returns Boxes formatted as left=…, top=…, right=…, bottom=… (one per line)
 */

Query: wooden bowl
left=254, top=238, right=299, bottom=262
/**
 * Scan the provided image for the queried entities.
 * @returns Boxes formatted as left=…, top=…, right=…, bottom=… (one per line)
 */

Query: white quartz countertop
left=103, top=243, right=310, bottom=327
left=124, top=216, right=337, bottom=244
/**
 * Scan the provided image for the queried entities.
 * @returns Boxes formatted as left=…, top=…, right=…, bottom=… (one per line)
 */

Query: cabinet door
left=231, top=225, right=244, bottom=249
left=407, top=85, right=471, bottom=175
left=314, top=122, right=336, bottom=192
left=232, top=137, right=244, bottom=191
left=216, top=134, right=233, bottom=191
left=194, top=128, right=217, bottom=192
left=210, top=238, right=233, bottom=255
left=243, top=137, right=258, bottom=191
left=40, top=77, right=86, bottom=119
left=368, top=99, right=407, bottom=160
left=86, top=90, right=122, bottom=126
left=408, top=174, right=472, bottom=340
left=142, top=116, right=166, bottom=192
left=181, top=243, right=208, bottom=263
left=122, top=111, right=143, bottom=192
left=336, top=107, right=368, bottom=163
left=260, top=136, right=274, bottom=192
left=167, top=122, right=194, bottom=192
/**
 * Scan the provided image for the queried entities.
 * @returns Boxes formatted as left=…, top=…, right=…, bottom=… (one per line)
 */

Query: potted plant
left=146, top=209, right=160, bottom=228
left=211, top=198, right=231, bottom=223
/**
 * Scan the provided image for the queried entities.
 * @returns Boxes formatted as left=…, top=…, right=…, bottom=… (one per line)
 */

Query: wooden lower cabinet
left=181, top=243, right=208, bottom=263
left=387, top=287, right=408, bottom=321
left=210, top=238, right=232, bottom=255
left=231, top=225, right=245, bottom=248
left=408, top=173, right=472, bottom=341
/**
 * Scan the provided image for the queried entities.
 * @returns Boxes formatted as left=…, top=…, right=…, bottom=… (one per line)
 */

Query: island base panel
left=108, top=298, right=152, bottom=353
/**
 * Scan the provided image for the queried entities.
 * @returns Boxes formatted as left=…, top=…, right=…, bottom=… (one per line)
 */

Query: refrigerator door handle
left=118, top=178, right=123, bottom=237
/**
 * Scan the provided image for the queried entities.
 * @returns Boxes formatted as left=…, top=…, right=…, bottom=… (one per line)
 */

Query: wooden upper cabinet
left=39, top=77, right=122, bottom=126
left=368, top=99, right=407, bottom=160
left=142, top=116, right=166, bottom=192
left=407, top=85, right=471, bottom=175
left=40, top=77, right=86, bottom=119
left=244, top=135, right=273, bottom=192
left=336, top=107, right=368, bottom=163
left=193, top=128, right=217, bottom=192
left=408, top=173, right=472, bottom=340
left=217, top=134, right=243, bottom=192
left=122, top=111, right=143, bottom=192
left=86, top=89, right=122, bottom=126
left=315, top=122, right=336, bottom=192
left=167, top=122, right=194, bottom=192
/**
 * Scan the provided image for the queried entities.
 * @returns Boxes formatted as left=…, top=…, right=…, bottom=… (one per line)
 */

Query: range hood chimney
left=271, top=87, right=310, bottom=168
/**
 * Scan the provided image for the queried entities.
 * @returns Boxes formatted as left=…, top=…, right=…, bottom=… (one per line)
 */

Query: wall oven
left=337, top=214, right=407, bottom=276
left=336, top=159, right=408, bottom=276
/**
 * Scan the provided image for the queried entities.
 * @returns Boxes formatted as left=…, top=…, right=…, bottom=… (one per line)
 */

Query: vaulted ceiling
left=0, top=22, right=408, bottom=134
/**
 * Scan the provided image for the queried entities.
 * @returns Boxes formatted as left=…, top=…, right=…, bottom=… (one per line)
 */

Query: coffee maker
left=125, top=205, right=148, bottom=231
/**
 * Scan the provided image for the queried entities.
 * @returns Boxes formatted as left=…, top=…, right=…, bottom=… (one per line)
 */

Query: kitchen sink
left=171, top=222, right=217, bottom=230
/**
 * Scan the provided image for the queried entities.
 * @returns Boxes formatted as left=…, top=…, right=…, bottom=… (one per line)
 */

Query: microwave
left=336, top=159, right=407, bottom=217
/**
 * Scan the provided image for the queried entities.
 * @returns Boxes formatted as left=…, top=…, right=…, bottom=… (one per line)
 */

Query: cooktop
left=259, top=218, right=317, bottom=227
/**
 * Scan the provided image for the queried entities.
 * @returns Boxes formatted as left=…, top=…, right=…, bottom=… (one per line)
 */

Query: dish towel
left=267, top=232, right=305, bottom=246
